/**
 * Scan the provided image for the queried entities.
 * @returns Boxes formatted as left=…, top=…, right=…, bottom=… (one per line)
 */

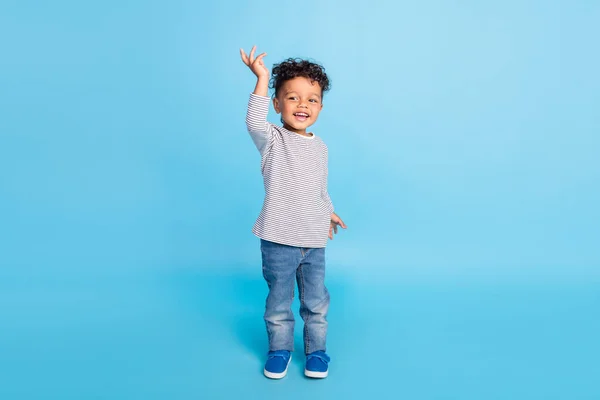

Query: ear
left=273, top=97, right=281, bottom=114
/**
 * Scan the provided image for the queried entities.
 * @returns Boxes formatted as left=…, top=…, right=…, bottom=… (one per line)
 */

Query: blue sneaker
left=304, top=351, right=330, bottom=378
left=264, top=350, right=292, bottom=379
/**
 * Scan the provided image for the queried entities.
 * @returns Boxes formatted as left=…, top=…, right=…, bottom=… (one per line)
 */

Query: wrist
left=253, top=77, right=269, bottom=97
left=256, top=77, right=269, bottom=88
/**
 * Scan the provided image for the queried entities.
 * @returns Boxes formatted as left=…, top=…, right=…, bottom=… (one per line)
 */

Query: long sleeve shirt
left=246, top=93, right=334, bottom=248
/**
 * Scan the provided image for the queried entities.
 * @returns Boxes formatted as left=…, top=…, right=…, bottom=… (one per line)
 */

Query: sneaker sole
left=264, top=355, right=292, bottom=379
left=304, top=369, right=328, bottom=379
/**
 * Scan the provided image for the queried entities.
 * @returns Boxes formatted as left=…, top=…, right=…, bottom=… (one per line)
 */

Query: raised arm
left=241, top=45, right=275, bottom=155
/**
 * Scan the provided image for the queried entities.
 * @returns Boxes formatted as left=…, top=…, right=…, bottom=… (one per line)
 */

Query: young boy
left=240, top=45, right=347, bottom=379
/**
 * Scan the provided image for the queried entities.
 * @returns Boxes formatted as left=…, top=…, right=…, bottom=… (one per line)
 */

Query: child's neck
left=283, top=123, right=312, bottom=137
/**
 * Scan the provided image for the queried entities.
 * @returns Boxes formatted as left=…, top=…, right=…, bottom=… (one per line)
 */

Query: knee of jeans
left=264, top=308, right=294, bottom=322
left=304, top=290, right=330, bottom=314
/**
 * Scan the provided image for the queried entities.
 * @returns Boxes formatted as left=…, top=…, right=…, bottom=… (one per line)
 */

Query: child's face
left=273, top=77, right=323, bottom=133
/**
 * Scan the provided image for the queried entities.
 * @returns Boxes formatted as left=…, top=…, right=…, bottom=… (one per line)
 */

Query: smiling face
left=273, top=76, right=323, bottom=136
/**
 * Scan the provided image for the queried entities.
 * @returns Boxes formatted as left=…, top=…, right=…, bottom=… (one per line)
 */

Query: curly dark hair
left=270, top=58, right=331, bottom=98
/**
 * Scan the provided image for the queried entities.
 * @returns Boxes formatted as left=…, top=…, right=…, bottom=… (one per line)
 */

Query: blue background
left=1, top=0, right=599, bottom=399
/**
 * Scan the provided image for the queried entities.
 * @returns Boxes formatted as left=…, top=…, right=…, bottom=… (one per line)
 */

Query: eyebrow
left=284, top=90, right=322, bottom=99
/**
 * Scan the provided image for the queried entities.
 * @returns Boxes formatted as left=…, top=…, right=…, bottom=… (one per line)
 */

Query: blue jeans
left=260, top=239, right=330, bottom=354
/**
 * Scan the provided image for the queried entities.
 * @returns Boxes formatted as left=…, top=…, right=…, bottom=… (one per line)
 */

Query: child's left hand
left=329, top=212, right=347, bottom=240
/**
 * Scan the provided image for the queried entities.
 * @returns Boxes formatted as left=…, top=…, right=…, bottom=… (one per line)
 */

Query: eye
left=309, top=99, right=319, bottom=103
left=288, top=96, right=298, bottom=100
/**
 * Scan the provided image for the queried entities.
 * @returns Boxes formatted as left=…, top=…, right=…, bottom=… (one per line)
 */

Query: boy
left=240, top=45, right=347, bottom=379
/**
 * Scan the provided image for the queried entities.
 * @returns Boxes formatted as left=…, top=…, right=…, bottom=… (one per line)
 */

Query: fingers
left=336, top=217, right=347, bottom=229
left=254, top=52, right=267, bottom=66
left=333, top=224, right=338, bottom=234
left=241, top=46, right=267, bottom=72
left=240, top=48, right=249, bottom=65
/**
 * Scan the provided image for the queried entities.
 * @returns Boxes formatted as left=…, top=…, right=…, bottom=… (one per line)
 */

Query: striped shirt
left=246, top=93, right=334, bottom=248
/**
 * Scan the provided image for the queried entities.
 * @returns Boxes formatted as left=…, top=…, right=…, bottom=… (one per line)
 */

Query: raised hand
left=240, top=45, right=269, bottom=79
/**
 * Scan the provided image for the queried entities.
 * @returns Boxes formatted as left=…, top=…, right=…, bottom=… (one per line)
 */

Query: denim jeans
left=260, top=239, right=330, bottom=355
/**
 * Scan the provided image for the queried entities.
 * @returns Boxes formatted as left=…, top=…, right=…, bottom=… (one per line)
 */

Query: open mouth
left=293, top=112, right=310, bottom=121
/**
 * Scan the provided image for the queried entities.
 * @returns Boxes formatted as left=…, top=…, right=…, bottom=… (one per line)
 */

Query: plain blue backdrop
left=1, top=1, right=599, bottom=399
